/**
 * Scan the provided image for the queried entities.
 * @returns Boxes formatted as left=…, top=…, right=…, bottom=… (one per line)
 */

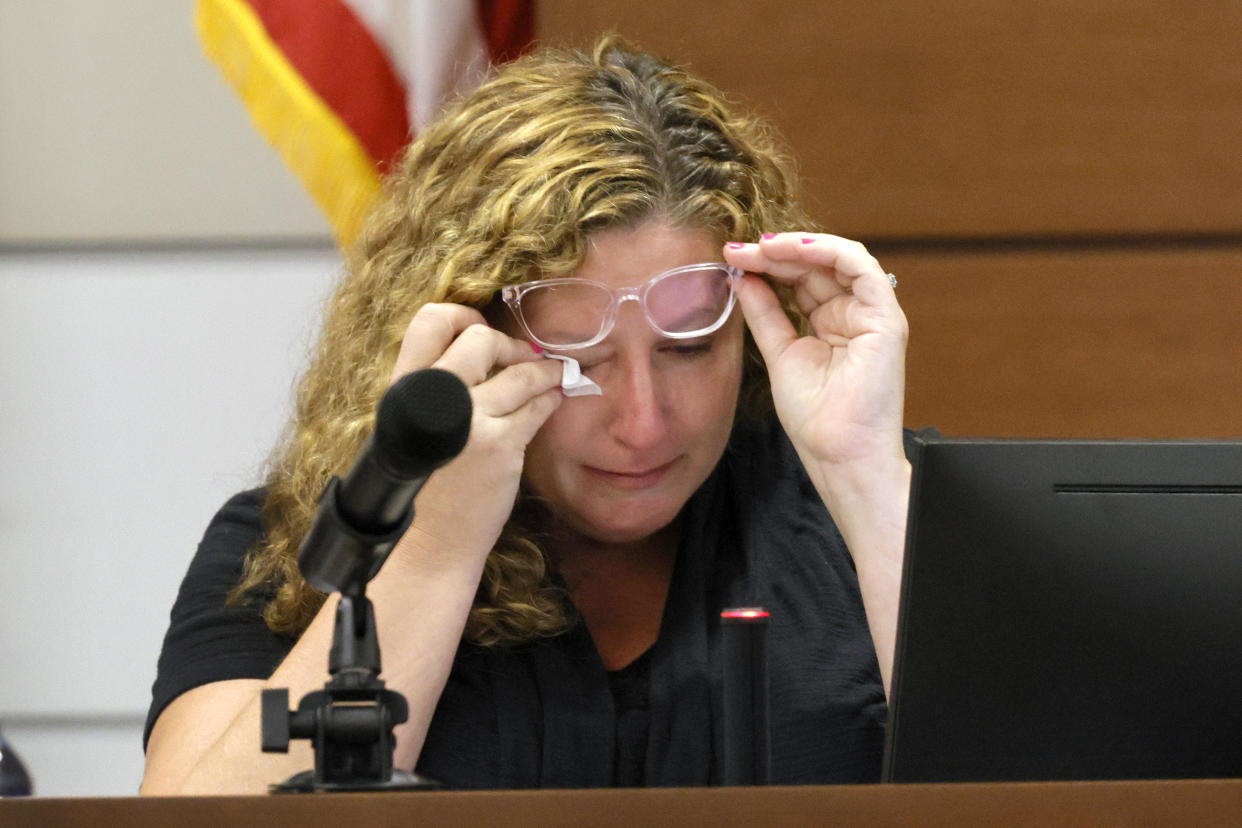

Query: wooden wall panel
left=888, top=244, right=1242, bottom=437
left=537, top=1, right=1242, bottom=439
left=536, top=1, right=1242, bottom=240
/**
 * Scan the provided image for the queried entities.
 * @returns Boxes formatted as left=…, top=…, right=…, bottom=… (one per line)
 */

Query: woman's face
left=517, top=221, right=745, bottom=545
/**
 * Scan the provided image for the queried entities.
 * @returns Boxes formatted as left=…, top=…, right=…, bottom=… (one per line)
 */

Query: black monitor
left=883, top=437, right=1242, bottom=782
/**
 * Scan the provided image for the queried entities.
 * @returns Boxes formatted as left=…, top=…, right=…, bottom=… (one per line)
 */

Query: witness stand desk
left=5, top=780, right=1242, bottom=827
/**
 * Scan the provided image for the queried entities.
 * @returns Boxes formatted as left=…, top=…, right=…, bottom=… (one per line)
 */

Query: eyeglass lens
left=646, top=268, right=731, bottom=334
left=518, top=282, right=613, bottom=346
left=518, top=266, right=733, bottom=347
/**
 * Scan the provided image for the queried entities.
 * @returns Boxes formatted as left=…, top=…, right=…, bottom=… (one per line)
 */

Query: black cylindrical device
left=720, top=607, right=771, bottom=785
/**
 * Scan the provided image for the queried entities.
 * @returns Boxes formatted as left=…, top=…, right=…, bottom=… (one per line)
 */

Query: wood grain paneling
left=537, top=1, right=1242, bottom=240
left=887, top=244, right=1242, bottom=437
left=537, top=2, right=1242, bottom=438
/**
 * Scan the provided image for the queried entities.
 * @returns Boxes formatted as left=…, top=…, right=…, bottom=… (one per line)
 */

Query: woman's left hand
left=724, top=232, right=910, bottom=694
left=723, top=232, right=908, bottom=476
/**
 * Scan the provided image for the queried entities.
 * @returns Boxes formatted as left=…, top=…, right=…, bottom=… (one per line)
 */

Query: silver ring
left=886, top=272, right=898, bottom=289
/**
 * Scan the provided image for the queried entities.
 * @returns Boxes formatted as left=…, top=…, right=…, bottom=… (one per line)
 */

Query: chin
left=568, top=504, right=681, bottom=545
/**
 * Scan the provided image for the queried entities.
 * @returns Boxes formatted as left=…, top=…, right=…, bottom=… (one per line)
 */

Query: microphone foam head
left=374, top=368, right=472, bottom=477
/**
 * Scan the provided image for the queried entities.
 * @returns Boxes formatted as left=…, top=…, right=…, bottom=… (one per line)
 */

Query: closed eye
left=662, top=339, right=713, bottom=358
left=554, top=346, right=612, bottom=372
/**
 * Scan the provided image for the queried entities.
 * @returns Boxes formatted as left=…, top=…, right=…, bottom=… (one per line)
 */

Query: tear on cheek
left=543, top=354, right=602, bottom=396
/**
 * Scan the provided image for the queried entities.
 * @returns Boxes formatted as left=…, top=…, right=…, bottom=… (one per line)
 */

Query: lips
left=585, top=458, right=679, bottom=490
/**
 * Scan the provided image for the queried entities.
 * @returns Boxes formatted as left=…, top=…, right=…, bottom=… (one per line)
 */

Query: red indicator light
left=720, top=608, right=770, bottom=619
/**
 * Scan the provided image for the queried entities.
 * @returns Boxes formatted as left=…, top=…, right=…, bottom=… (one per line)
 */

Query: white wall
left=0, top=0, right=348, bottom=797
left=0, top=247, right=342, bottom=795
left=0, top=2, right=329, bottom=243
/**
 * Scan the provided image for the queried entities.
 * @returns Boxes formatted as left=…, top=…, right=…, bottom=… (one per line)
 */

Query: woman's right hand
left=141, top=303, right=563, bottom=796
left=387, top=303, right=565, bottom=565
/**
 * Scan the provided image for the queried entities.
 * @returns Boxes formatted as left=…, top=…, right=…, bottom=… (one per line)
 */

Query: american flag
left=196, top=0, right=534, bottom=244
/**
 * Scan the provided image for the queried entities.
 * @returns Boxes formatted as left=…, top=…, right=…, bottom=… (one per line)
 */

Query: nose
left=606, top=349, right=669, bottom=452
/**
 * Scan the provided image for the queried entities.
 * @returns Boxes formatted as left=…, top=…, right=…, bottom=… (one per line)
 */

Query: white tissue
left=544, top=354, right=602, bottom=396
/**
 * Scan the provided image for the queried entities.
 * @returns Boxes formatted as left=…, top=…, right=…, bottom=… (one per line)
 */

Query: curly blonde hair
left=231, top=36, right=815, bottom=647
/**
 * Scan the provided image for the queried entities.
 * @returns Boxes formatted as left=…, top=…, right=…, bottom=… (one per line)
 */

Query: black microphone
left=297, top=368, right=472, bottom=594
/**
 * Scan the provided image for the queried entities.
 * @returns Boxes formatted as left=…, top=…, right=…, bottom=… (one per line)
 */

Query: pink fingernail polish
left=530, top=341, right=543, bottom=354
left=727, top=242, right=746, bottom=249
left=801, top=237, right=815, bottom=244
left=761, top=233, right=776, bottom=240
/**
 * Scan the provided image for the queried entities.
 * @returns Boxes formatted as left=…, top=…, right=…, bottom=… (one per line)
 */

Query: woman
left=141, top=36, right=910, bottom=793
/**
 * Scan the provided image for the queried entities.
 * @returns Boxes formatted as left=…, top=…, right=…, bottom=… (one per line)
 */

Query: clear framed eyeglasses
left=501, top=262, right=742, bottom=351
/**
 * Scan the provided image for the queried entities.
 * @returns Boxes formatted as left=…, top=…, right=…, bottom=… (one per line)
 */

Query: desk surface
left=5, top=780, right=1242, bottom=827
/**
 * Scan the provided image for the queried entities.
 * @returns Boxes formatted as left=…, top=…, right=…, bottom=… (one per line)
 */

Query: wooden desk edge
left=5, top=779, right=1242, bottom=827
